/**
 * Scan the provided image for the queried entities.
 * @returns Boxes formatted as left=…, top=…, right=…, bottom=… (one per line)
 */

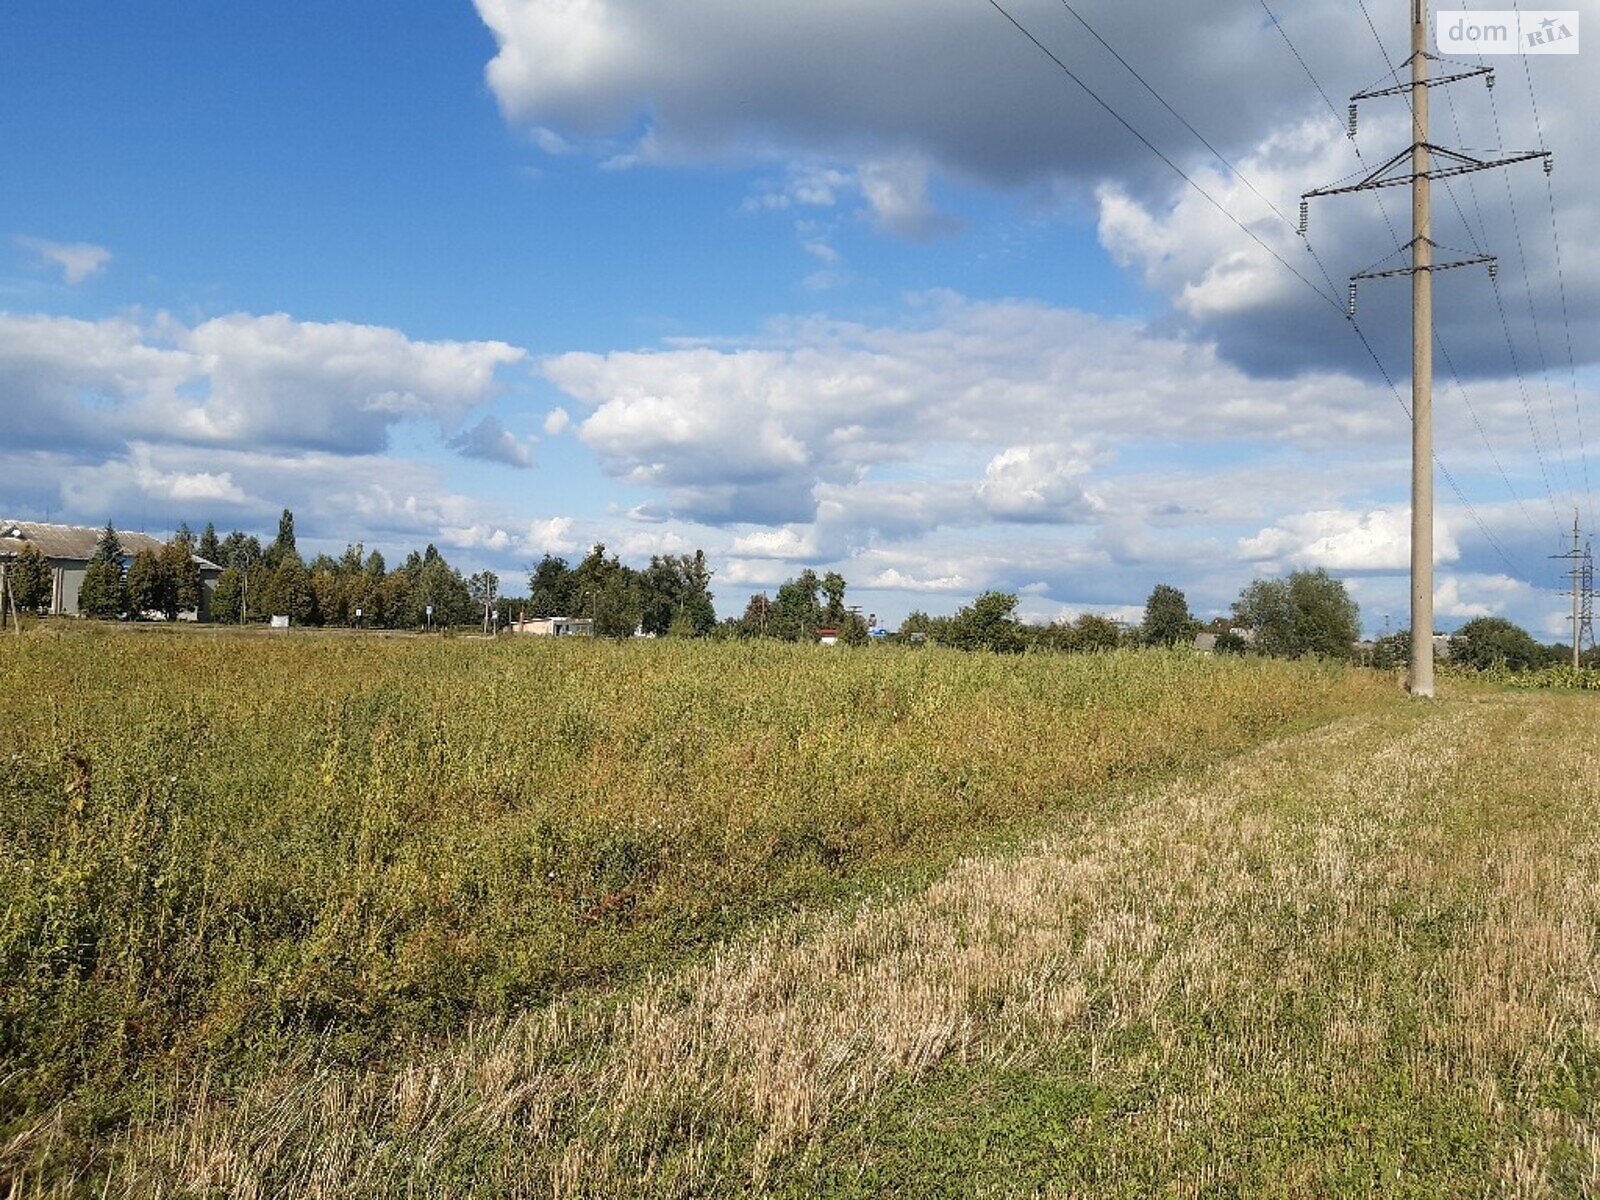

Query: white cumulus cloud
left=0, top=310, right=526, bottom=457
left=1239, top=507, right=1462, bottom=572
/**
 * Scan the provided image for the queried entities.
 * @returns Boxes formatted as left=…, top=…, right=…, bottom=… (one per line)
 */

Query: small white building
left=510, top=615, right=595, bottom=637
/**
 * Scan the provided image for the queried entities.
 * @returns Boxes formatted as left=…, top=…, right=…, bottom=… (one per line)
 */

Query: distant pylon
left=1551, top=511, right=1589, bottom=668
left=1581, top=542, right=1594, bottom=657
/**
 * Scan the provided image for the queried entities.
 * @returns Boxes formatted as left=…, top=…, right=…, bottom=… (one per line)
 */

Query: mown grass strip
left=772, top=695, right=1600, bottom=1199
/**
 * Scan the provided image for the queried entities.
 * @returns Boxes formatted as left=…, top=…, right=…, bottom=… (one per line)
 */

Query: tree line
left=199, top=510, right=505, bottom=630
left=1362, top=616, right=1593, bottom=672
left=870, top=569, right=1363, bottom=658
left=691, top=565, right=1368, bottom=662
left=520, top=546, right=716, bottom=637
left=25, top=509, right=1559, bottom=667
left=0, top=512, right=496, bottom=630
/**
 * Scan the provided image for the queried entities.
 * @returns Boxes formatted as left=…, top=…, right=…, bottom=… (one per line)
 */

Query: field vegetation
left=77, top=681, right=1598, bottom=1200
left=0, top=629, right=1391, bottom=1194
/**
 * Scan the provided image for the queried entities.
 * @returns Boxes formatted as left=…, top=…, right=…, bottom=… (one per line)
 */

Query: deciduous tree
left=568, top=544, right=637, bottom=636
left=1449, top=617, right=1544, bottom=671
left=740, top=593, right=774, bottom=637
left=267, top=557, right=317, bottom=625
left=1071, top=613, right=1122, bottom=653
left=947, top=591, right=1025, bottom=653
left=773, top=569, right=822, bottom=641
left=212, top=568, right=244, bottom=624
left=1232, top=569, right=1360, bottom=660
left=161, top=539, right=201, bottom=618
left=821, top=572, right=848, bottom=625
left=220, top=531, right=263, bottom=571
left=528, top=555, right=577, bottom=617
left=639, top=552, right=717, bottom=636
left=1141, top=583, right=1199, bottom=647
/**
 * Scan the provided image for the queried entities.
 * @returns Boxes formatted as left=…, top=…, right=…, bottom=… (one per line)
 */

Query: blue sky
left=3, top=0, right=1597, bottom=637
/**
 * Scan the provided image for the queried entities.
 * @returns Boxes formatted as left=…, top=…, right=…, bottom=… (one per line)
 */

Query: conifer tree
left=78, top=524, right=127, bottom=618
left=8, top=542, right=50, bottom=612
left=265, top=509, right=299, bottom=568
left=197, top=522, right=223, bottom=565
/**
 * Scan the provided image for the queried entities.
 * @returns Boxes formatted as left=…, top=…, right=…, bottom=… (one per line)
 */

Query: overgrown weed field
left=6, top=630, right=1591, bottom=1195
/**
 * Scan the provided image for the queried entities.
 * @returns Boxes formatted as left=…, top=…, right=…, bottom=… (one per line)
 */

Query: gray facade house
left=0, top=521, right=224, bottom=620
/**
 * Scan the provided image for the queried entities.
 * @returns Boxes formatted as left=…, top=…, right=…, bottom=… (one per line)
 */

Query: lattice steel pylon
left=1551, top=511, right=1591, bottom=667
left=1581, top=541, right=1595, bottom=657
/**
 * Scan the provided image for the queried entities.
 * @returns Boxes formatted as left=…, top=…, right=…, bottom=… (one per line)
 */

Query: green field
left=4, top=630, right=1597, bottom=1196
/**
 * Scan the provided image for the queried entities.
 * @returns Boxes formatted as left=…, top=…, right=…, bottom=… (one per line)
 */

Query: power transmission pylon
left=1551, top=510, right=1592, bottom=668
left=1581, top=542, right=1595, bottom=660
left=1301, top=0, right=1550, bottom=698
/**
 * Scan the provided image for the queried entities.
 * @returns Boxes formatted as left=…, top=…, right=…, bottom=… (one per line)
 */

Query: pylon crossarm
left=1424, top=148, right=1550, bottom=183
left=1303, top=146, right=1414, bottom=199
left=1353, top=64, right=1492, bottom=101
left=1353, top=254, right=1495, bottom=281
left=1306, top=147, right=1550, bottom=197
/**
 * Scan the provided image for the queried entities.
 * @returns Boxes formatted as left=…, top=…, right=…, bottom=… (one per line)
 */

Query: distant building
left=0, top=520, right=223, bottom=619
left=1195, top=628, right=1256, bottom=654
left=510, top=614, right=595, bottom=637
left=814, top=626, right=840, bottom=646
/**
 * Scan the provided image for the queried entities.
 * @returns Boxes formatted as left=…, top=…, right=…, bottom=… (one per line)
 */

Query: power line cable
left=1356, top=5, right=1567, bottom=543
left=1357, top=0, right=1573, bottom=534
left=1063, top=0, right=1529, bottom=572
left=1057, top=0, right=1296, bottom=229
left=1053, top=0, right=1356, bottom=319
left=1484, top=71, right=1573, bottom=505
left=987, top=0, right=1527, bottom=578
left=1268, top=0, right=1562, bottom=538
left=1422, top=85, right=1548, bottom=537
left=984, top=0, right=1340, bottom=309
left=1347, top=317, right=1528, bottom=575
left=1504, top=0, right=1596, bottom=536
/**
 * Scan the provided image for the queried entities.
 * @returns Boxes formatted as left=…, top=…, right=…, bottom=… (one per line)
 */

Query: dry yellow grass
left=28, top=687, right=1595, bottom=1198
